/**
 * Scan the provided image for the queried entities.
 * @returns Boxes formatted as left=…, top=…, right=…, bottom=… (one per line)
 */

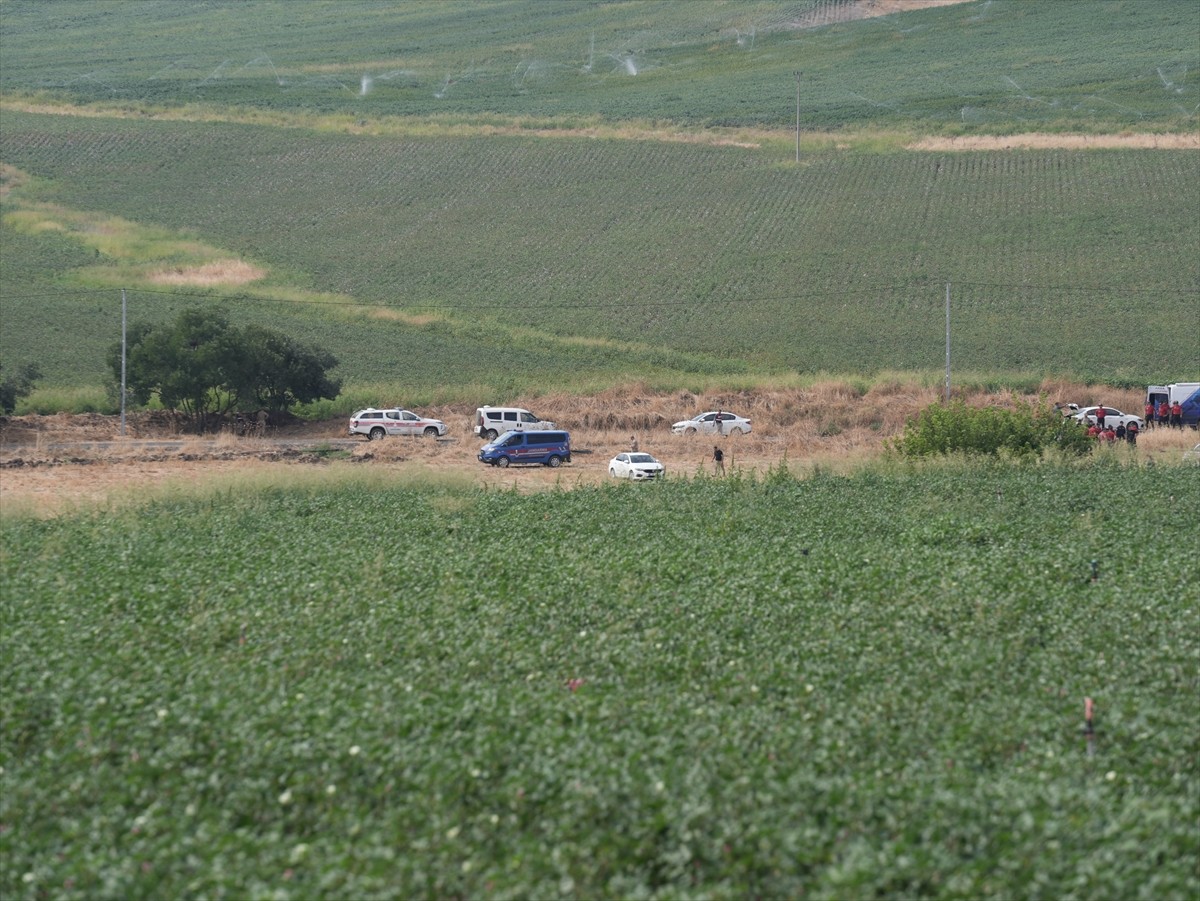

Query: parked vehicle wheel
left=483, top=428, right=498, bottom=440
left=423, top=426, right=440, bottom=437
left=684, top=426, right=697, bottom=436
left=547, top=455, right=562, bottom=468
left=369, top=427, right=386, bottom=441
left=496, top=455, right=510, bottom=468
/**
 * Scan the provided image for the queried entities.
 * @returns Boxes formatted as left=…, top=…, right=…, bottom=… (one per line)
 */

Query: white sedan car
left=671, top=411, right=752, bottom=436
left=609, top=452, right=665, bottom=480
left=1065, top=405, right=1144, bottom=430
left=349, top=408, right=448, bottom=440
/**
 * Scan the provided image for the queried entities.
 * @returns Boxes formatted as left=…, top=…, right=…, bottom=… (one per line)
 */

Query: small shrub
left=890, top=397, right=1092, bottom=458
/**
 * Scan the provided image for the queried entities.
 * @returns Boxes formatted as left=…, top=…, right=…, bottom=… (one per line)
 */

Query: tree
left=109, top=307, right=237, bottom=429
left=110, top=307, right=340, bottom=430
left=228, top=326, right=341, bottom=415
left=0, top=361, right=42, bottom=414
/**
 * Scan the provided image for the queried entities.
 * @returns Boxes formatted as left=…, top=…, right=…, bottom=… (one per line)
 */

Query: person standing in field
left=713, top=445, right=725, bottom=475
left=1115, top=422, right=1126, bottom=442
left=1126, top=419, right=1139, bottom=446
left=1171, top=401, right=1183, bottom=429
left=630, top=434, right=639, bottom=452
left=1158, top=400, right=1170, bottom=427
left=1144, top=400, right=1156, bottom=429
left=1094, top=403, right=1107, bottom=429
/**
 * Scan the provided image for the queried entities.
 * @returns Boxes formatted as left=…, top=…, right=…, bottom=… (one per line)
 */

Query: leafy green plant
left=890, top=397, right=1093, bottom=458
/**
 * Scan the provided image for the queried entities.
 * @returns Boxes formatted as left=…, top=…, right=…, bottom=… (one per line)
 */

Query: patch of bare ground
left=2, top=381, right=1181, bottom=517
left=147, top=259, right=266, bottom=286
left=788, top=0, right=970, bottom=29
left=910, top=133, right=1200, bottom=151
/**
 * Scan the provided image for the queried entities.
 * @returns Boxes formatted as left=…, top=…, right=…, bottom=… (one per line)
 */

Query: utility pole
left=120, top=288, right=127, bottom=436
left=794, top=71, right=802, bottom=163
left=944, top=282, right=951, bottom=402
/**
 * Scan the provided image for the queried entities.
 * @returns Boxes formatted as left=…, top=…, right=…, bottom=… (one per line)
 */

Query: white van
left=473, top=406, right=556, bottom=440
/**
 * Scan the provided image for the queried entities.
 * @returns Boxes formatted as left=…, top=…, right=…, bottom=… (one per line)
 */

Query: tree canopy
left=109, top=307, right=340, bottom=429
left=0, top=361, right=42, bottom=414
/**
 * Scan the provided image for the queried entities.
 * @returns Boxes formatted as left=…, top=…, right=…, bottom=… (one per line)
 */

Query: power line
left=2, top=282, right=1196, bottom=311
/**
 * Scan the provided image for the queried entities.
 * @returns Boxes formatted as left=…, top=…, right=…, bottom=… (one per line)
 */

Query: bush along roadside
left=890, top=398, right=1093, bottom=458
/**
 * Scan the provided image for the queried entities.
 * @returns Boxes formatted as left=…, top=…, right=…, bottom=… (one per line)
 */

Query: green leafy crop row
left=3, top=463, right=1197, bottom=898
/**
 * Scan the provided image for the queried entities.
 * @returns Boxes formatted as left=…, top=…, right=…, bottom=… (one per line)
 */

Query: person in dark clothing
left=713, top=445, right=725, bottom=475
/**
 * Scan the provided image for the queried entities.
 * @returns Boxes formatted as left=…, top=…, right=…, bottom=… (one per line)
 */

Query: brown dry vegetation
left=909, top=133, right=1200, bottom=151
left=789, top=0, right=969, bottom=29
left=4, top=381, right=1191, bottom=518
left=147, top=259, right=267, bottom=286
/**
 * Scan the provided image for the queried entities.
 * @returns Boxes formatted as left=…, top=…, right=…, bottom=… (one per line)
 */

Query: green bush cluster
left=0, top=361, right=42, bottom=414
left=891, top=398, right=1092, bottom=458
left=109, top=307, right=341, bottom=429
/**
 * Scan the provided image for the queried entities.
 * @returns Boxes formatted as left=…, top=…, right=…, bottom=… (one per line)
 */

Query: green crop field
left=2, top=464, right=1197, bottom=898
left=2, top=0, right=1199, bottom=409
left=1, top=0, right=1196, bottom=131
left=2, top=112, right=1197, bottom=401
left=3, top=3, right=1200, bottom=897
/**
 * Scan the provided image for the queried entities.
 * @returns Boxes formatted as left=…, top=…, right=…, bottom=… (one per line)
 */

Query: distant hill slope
left=1, top=1, right=1197, bottom=407
left=2, top=110, right=1196, bottom=397
left=1, top=0, right=1196, bottom=132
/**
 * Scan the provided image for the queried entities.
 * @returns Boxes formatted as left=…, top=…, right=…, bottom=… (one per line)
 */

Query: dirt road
left=1, top=381, right=1165, bottom=516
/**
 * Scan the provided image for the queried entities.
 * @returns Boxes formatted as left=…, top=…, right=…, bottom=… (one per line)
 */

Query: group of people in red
left=1144, top=399, right=1186, bottom=429
left=1087, top=404, right=1138, bottom=445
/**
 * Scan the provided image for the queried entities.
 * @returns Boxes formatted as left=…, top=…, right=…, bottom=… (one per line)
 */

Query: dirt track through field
left=5, top=382, right=1191, bottom=517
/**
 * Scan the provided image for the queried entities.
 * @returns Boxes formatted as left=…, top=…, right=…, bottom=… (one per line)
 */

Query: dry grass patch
left=1136, top=426, right=1200, bottom=466
left=366, top=308, right=448, bottom=326
left=909, top=133, right=1200, bottom=151
left=147, top=259, right=266, bottom=286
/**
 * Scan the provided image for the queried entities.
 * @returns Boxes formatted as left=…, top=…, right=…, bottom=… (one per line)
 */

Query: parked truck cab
left=1146, top=383, right=1200, bottom=427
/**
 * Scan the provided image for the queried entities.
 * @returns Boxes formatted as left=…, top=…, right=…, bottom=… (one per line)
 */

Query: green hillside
left=2, top=111, right=1197, bottom=401
left=1, top=0, right=1197, bottom=131
left=1, top=0, right=1198, bottom=409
